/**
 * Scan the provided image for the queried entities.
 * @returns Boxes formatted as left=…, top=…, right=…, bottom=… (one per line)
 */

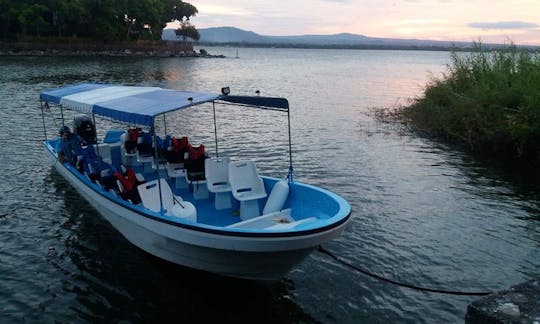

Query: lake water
left=1, top=47, right=539, bottom=323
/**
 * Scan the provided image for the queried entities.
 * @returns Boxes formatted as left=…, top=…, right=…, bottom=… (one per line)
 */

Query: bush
left=395, top=43, right=540, bottom=160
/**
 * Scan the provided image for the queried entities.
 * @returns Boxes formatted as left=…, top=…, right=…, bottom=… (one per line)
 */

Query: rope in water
left=317, top=246, right=493, bottom=296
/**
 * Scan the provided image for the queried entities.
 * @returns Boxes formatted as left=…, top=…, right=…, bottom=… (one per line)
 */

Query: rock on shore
left=465, top=278, right=540, bottom=323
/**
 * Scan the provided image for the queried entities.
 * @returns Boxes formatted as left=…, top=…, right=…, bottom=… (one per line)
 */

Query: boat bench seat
left=265, top=217, right=317, bottom=230
left=226, top=209, right=316, bottom=230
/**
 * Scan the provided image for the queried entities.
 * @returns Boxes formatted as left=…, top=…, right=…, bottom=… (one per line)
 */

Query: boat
left=39, top=83, right=351, bottom=281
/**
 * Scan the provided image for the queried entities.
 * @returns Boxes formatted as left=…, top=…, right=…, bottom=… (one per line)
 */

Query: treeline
left=0, top=0, right=199, bottom=42
left=392, top=44, right=540, bottom=163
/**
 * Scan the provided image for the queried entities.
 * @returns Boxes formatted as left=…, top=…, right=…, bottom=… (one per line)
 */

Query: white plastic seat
left=185, top=166, right=209, bottom=200
left=205, top=157, right=232, bottom=210
left=152, top=157, right=168, bottom=171
left=167, top=162, right=188, bottom=189
left=184, top=148, right=209, bottom=200
left=137, top=179, right=196, bottom=221
left=120, top=133, right=138, bottom=166
left=186, top=175, right=209, bottom=200
left=124, top=150, right=138, bottom=166
left=137, top=151, right=154, bottom=173
left=228, top=160, right=267, bottom=220
left=98, top=143, right=112, bottom=164
left=106, top=142, right=123, bottom=168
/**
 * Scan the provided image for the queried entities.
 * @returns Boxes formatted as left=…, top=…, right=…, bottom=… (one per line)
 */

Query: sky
left=187, top=0, right=540, bottom=45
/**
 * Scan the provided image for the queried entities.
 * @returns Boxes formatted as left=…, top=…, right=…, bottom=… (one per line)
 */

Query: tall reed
left=397, top=43, right=540, bottom=160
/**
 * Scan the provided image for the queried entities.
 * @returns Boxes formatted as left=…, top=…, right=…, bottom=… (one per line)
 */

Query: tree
left=85, top=0, right=125, bottom=41
left=0, top=0, right=22, bottom=40
left=18, top=3, right=49, bottom=37
left=122, top=0, right=163, bottom=40
left=162, top=0, right=198, bottom=23
left=58, top=0, right=88, bottom=38
left=165, top=1, right=199, bottom=42
left=175, top=23, right=199, bottom=41
left=0, top=0, right=200, bottom=42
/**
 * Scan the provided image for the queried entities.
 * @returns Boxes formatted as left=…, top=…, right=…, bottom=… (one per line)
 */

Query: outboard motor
left=73, top=114, right=96, bottom=144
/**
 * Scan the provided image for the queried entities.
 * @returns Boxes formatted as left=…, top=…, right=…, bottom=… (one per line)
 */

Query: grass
left=389, top=43, right=540, bottom=162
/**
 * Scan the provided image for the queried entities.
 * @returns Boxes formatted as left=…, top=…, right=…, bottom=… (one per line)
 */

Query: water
left=1, top=47, right=539, bottom=323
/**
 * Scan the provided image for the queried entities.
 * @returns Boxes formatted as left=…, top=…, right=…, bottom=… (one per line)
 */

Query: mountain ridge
left=195, top=26, right=471, bottom=49
left=193, top=27, right=540, bottom=51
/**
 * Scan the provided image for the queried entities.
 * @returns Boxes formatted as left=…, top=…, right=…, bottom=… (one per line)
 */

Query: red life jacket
left=114, top=168, right=137, bottom=192
left=127, top=128, right=140, bottom=142
left=172, top=136, right=188, bottom=153
left=189, top=144, right=205, bottom=160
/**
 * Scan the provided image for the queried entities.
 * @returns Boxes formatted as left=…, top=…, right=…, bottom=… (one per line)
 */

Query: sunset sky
left=189, top=0, right=540, bottom=45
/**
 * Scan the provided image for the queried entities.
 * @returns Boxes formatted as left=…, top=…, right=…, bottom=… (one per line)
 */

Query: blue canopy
left=219, top=95, right=289, bottom=111
left=40, top=83, right=289, bottom=127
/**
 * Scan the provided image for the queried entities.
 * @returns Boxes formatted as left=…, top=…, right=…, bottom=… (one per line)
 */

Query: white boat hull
left=46, top=143, right=349, bottom=280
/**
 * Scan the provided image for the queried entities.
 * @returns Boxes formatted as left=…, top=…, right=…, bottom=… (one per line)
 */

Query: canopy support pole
left=92, top=113, right=103, bottom=176
left=60, top=105, right=65, bottom=127
left=212, top=101, right=219, bottom=158
left=162, top=114, right=167, bottom=135
left=40, top=101, right=48, bottom=141
left=151, top=125, right=165, bottom=215
left=287, top=108, right=294, bottom=183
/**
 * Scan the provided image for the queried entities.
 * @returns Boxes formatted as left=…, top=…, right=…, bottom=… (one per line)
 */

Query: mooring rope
left=317, top=246, right=493, bottom=296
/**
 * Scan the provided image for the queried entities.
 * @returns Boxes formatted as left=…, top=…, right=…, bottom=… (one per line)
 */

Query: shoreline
left=196, top=42, right=540, bottom=52
left=0, top=41, right=225, bottom=58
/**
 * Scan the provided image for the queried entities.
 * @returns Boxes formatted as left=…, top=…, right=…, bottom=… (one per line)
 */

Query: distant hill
left=196, top=26, right=472, bottom=50
left=193, top=27, right=540, bottom=51
left=196, top=27, right=267, bottom=43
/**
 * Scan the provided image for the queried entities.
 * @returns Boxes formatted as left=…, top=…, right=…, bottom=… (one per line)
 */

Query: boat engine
left=73, top=114, right=96, bottom=144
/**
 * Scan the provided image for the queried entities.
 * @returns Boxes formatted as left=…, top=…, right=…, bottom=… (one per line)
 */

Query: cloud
left=197, top=4, right=254, bottom=17
left=468, top=21, right=539, bottom=30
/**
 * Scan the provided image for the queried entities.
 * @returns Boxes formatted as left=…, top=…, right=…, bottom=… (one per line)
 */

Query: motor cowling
left=73, top=114, right=96, bottom=144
